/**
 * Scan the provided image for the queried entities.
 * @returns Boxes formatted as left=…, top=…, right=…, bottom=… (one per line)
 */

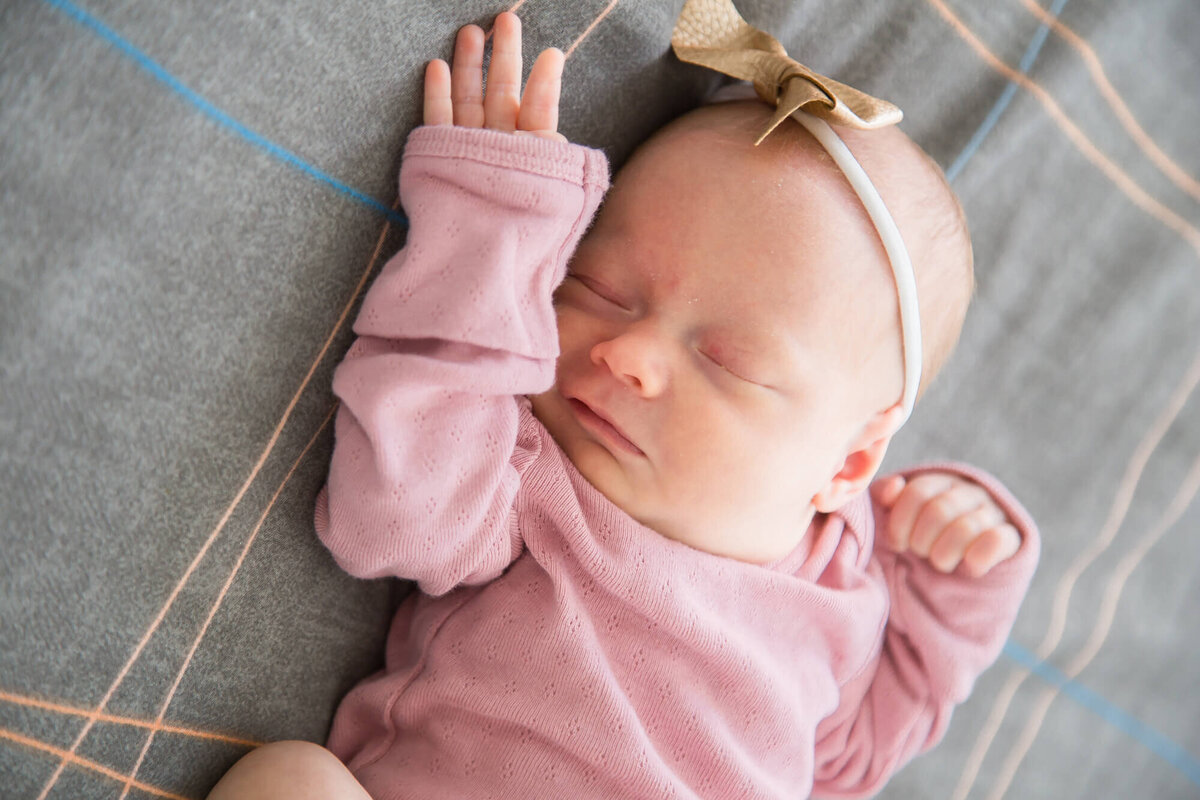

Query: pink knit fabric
left=315, top=125, right=1040, bottom=799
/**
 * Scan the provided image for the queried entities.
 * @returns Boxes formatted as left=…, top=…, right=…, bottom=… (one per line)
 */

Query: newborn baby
left=210, top=12, right=1038, bottom=800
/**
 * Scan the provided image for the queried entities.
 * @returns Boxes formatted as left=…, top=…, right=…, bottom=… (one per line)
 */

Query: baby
left=210, top=11, right=1037, bottom=800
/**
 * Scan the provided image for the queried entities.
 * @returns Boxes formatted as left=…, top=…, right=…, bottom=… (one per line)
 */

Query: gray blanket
left=3, top=0, right=1198, bottom=798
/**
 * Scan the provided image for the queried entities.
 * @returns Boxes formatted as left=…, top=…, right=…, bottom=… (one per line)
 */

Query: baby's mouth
left=567, top=398, right=645, bottom=457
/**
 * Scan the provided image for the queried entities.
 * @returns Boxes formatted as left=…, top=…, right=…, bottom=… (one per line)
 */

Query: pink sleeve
left=812, top=463, right=1040, bottom=798
left=315, top=126, right=609, bottom=596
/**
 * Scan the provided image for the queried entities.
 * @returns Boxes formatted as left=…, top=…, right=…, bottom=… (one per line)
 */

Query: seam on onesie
left=352, top=589, right=479, bottom=771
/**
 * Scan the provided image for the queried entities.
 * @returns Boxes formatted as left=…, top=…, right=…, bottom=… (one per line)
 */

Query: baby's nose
left=590, top=333, right=667, bottom=397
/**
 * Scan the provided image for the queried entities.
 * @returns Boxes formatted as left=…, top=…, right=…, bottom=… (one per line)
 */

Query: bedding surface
left=2, top=0, right=1198, bottom=798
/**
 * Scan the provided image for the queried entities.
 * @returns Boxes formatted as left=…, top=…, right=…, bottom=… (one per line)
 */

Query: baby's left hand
left=424, top=12, right=566, bottom=142
left=871, top=473, right=1021, bottom=577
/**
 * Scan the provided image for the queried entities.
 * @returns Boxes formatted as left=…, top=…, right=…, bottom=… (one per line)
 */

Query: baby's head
left=531, top=100, right=973, bottom=563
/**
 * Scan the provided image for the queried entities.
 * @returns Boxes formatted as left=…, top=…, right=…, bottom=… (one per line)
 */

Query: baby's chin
left=531, top=390, right=812, bottom=564
left=530, top=389, right=665, bottom=526
left=533, top=394, right=630, bottom=493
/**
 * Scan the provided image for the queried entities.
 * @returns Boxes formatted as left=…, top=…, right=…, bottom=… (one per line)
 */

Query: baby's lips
left=568, top=395, right=645, bottom=456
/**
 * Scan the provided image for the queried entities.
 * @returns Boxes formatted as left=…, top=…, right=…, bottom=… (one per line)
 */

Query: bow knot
left=671, top=0, right=903, bottom=144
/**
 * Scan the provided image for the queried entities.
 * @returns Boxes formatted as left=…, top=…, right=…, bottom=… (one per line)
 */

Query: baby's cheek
left=735, top=414, right=813, bottom=496
left=553, top=312, right=600, bottom=374
left=669, top=405, right=755, bottom=494
left=553, top=306, right=582, bottom=348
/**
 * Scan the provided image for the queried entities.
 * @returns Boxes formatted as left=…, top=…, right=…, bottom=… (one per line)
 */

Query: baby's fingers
left=870, top=475, right=906, bottom=511
left=517, top=47, right=565, bottom=138
left=424, top=59, right=453, bottom=126
left=961, top=524, right=1022, bottom=577
left=927, top=503, right=1008, bottom=573
left=484, top=12, right=522, bottom=131
left=451, top=24, right=486, bottom=127
left=885, top=474, right=954, bottom=552
left=909, top=481, right=990, bottom=557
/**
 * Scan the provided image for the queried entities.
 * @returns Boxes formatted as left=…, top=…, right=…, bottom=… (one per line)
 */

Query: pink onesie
left=315, top=125, right=1039, bottom=800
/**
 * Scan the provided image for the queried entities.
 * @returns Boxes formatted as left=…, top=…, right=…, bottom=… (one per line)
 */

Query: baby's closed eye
left=697, top=341, right=769, bottom=388
left=563, top=271, right=634, bottom=312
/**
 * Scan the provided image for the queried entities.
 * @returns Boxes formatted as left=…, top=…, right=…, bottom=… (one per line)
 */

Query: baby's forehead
left=646, top=101, right=933, bottom=211
left=652, top=103, right=841, bottom=172
left=603, top=107, right=908, bottom=293
left=642, top=104, right=964, bottom=285
left=626, top=118, right=857, bottom=222
left=632, top=113, right=871, bottom=235
left=599, top=140, right=896, bottom=324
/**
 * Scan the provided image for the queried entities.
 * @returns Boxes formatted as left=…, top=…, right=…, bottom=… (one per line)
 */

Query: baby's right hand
left=871, top=473, right=1021, bottom=577
left=424, top=12, right=566, bottom=142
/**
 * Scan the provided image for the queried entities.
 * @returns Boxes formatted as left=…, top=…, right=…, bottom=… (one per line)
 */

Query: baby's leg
left=206, top=741, right=372, bottom=800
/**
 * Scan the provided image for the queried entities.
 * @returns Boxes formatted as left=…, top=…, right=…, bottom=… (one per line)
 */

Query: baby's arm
left=812, top=467, right=1039, bottom=798
left=317, top=15, right=608, bottom=596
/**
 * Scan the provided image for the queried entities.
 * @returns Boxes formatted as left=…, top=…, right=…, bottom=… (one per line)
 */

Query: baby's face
left=532, top=108, right=902, bottom=563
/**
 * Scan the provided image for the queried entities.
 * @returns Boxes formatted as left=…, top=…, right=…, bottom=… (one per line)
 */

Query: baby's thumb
left=870, top=475, right=906, bottom=509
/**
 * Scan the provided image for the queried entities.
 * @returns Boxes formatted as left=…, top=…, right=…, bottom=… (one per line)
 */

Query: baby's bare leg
left=206, top=741, right=372, bottom=800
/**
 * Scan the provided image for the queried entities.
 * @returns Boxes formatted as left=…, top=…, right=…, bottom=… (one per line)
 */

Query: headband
left=673, top=0, right=923, bottom=419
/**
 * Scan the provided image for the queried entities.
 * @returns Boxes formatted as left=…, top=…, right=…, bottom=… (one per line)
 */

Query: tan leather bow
left=671, top=0, right=903, bottom=144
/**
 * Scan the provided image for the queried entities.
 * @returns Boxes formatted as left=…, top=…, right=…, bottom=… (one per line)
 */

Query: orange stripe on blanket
left=486, top=0, right=536, bottom=41
left=924, top=0, right=1200, bottom=258
left=0, top=689, right=261, bottom=748
left=951, top=348, right=1200, bottom=800
left=37, top=198, right=402, bottom=799
left=565, top=0, right=621, bottom=59
left=118, top=405, right=339, bottom=799
left=1021, top=0, right=1200, bottom=203
left=984, top=447, right=1200, bottom=800
left=0, top=727, right=193, bottom=800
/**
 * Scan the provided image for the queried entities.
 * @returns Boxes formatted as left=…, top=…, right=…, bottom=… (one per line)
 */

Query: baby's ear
left=813, top=403, right=907, bottom=513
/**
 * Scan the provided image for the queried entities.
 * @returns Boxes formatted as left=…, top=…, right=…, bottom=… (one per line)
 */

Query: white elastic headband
left=710, top=84, right=923, bottom=420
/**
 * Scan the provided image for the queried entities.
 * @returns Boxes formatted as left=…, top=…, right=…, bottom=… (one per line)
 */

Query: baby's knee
left=206, top=740, right=372, bottom=800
